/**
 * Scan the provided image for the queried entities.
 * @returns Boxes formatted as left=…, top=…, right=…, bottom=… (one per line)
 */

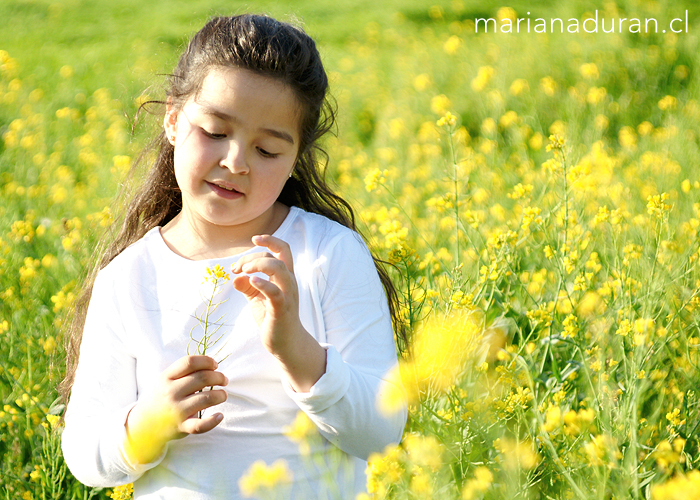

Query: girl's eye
left=202, top=129, right=226, bottom=139
left=257, top=147, right=279, bottom=159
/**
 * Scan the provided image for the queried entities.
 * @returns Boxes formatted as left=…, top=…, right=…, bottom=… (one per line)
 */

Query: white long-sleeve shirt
left=62, top=207, right=407, bottom=499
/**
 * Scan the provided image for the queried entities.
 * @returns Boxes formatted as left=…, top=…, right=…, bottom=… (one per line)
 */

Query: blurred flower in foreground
left=283, top=410, right=318, bottom=456
left=652, top=470, right=700, bottom=500
left=461, top=466, right=493, bottom=499
left=239, top=459, right=293, bottom=498
left=123, top=405, right=179, bottom=465
left=379, top=309, right=489, bottom=414
left=471, top=66, right=495, bottom=92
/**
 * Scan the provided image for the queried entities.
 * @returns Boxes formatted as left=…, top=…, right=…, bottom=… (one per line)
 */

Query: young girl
left=60, top=14, right=407, bottom=499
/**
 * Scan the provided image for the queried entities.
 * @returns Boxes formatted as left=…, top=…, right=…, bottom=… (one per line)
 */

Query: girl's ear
left=164, top=98, right=178, bottom=146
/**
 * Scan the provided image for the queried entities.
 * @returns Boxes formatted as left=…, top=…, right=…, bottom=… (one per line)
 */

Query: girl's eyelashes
left=201, top=128, right=226, bottom=139
left=256, top=147, right=279, bottom=159
left=200, top=126, right=281, bottom=158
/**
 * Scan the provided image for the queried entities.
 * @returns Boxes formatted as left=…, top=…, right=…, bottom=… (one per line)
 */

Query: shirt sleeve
left=61, top=269, right=165, bottom=487
left=283, top=230, right=408, bottom=460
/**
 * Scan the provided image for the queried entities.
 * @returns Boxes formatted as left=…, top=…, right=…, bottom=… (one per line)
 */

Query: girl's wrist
left=270, top=326, right=327, bottom=392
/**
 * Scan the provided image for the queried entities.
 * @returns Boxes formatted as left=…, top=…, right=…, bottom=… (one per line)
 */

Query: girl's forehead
left=188, top=67, right=302, bottom=140
left=197, top=67, right=297, bottom=105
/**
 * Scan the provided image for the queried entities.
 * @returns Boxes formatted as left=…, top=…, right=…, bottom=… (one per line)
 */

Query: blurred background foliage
left=2, top=0, right=700, bottom=498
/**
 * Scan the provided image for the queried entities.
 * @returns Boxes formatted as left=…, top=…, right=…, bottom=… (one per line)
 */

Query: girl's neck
left=160, top=202, right=290, bottom=260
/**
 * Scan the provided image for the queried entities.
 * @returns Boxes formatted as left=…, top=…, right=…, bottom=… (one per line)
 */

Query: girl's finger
left=164, top=355, right=219, bottom=380
left=169, top=370, right=229, bottom=400
left=251, top=235, right=294, bottom=273
left=247, top=275, right=285, bottom=308
left=180, top=412, right=224, bottom=435
left=237, top=257, right=290, bottom=281
left=232, top=275, right=258, bottom=300
left=231, top=251, right=274, bottom=273
left=179, top=388, right=228, bottom=419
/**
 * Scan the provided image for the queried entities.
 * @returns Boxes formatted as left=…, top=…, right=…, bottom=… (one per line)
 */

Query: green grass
left=3, top=0, right=700, bottom=498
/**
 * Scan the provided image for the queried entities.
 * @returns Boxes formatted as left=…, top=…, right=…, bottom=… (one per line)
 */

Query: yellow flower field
left=1, top=1, right=699, bottom=498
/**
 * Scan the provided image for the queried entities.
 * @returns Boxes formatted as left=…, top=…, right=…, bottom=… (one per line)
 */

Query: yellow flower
left=239, top=459, right=293, bottom=498
left=46, top=414, right=61, bottom=430
left=123, top=405, right=180, bottom=465
left=380, top=309, right=484, bottom=413
left=430, top=94, right=452, bottom=115
left=205, top=264, right=230, bottom=283
left=584, top=434, right=621, bottom=466
left=494, top=438, right=540, bottom=469
left=43, top=336, right=57, bottom=355
left=436, top=111, right=457, bottom=128
left=579, top=62, right=599, bottom=80
left=59, top=65, right=74, bottom=79
left=496, top=7, right=517, bottom=23
left=618, top=126, right=637, bottom=149
left=443, top=35, right=461, bottom=55
left=107, top=484, right=134, bottom=500
left=403, top=434, right=443, bottom=471
left=282, top=411, right=318, bottom=455
left=509, top=78, right=529, bottom=96
left=540, top=76, right=558, bottom=96
left=652, top=470, right=700, bottom=500
left=413, top=74, right=431, bottom=91
left=658, top=95, right=678, bottom=111
left=541, top=405, right=561, bottom=433
left=647, top=193, right=672, bottom=219
left=461, top=467, right=493, bottom=499
left=363, top=168, right=388, bottom=193
left=471, top=66, right=495, bottom=92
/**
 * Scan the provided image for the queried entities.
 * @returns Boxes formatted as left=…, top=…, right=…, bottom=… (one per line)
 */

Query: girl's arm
left=232, top=232, right=407, bottom=460
left=61, top=271, right=228, bottom=487
left=232, top=234, right=327, bottom=392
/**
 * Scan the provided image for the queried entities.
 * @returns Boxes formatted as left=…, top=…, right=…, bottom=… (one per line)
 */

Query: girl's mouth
left=207, top=181, right=243, bottom=199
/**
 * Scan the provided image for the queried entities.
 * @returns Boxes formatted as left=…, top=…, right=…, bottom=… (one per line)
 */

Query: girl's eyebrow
left=199, top=103, right=296, bottom=145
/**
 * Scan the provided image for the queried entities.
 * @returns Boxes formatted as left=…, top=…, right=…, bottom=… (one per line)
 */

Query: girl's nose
left=220, top=141, right=249, bottom=174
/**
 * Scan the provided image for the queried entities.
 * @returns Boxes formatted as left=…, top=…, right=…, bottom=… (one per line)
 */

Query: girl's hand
left=231, top=234, right=326, bottom=392
left=231, top=235, right=301, bottom=352
left=124, top=355, right=228, bottom=464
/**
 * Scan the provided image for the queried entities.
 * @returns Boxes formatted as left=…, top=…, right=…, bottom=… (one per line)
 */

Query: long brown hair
left=60, top=14, right=407, bottom=403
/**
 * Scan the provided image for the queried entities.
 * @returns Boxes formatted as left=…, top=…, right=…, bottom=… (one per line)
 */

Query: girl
left=60, top=14, right=407, bottom=500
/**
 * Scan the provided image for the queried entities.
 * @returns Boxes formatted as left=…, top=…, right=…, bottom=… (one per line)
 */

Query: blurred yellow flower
left=658, top=95, right=678, bottom=111
left=430, top=94, right=452, bottom=115
left=461, top=466, right=493, bottom=499
left=413, top=73, right=431, bottom=91
left=59, top=65, right=74, bottom=79
left=579, top=62, right=600, bottom=80
left=509, top=78, right=529, bottom=96
left=494, top=437, right=540, bottom=469
left=379, top=309, right=484, bottom=413
left=239, top=460, right=292, bottom=498
left=123, top=405, right=179, bottom=465
left=652, top=470, right=700, bottom=500
left=540, top=76, right=558, bottom=96
left=471, top=66, right=494, bottom=92
left=443, top=35, right=461, bottom=55
left=282, top=411, right=318, bottom=456
left=496, top=7, right=517, bottom=23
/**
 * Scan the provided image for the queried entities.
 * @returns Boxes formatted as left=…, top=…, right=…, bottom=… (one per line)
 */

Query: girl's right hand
left=124, top=355, right=228, bottom=464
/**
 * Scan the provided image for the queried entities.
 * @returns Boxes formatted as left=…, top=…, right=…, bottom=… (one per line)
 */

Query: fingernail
left=224, top=376, right=229, bottom=385
left=215, top=413, right=223, bottom=422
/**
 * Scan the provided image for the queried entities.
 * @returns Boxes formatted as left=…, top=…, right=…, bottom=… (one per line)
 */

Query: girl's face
left=164, top=66, right=300, bottom=238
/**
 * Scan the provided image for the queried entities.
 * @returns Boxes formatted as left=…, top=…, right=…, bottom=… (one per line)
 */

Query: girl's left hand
left=231, top=234, right=301, bottom=352
left=231, top=234, right=326, bottom=391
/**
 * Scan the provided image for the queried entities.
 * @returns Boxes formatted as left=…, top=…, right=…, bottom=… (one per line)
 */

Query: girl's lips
left=206, top=181, right=243, bottom=199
